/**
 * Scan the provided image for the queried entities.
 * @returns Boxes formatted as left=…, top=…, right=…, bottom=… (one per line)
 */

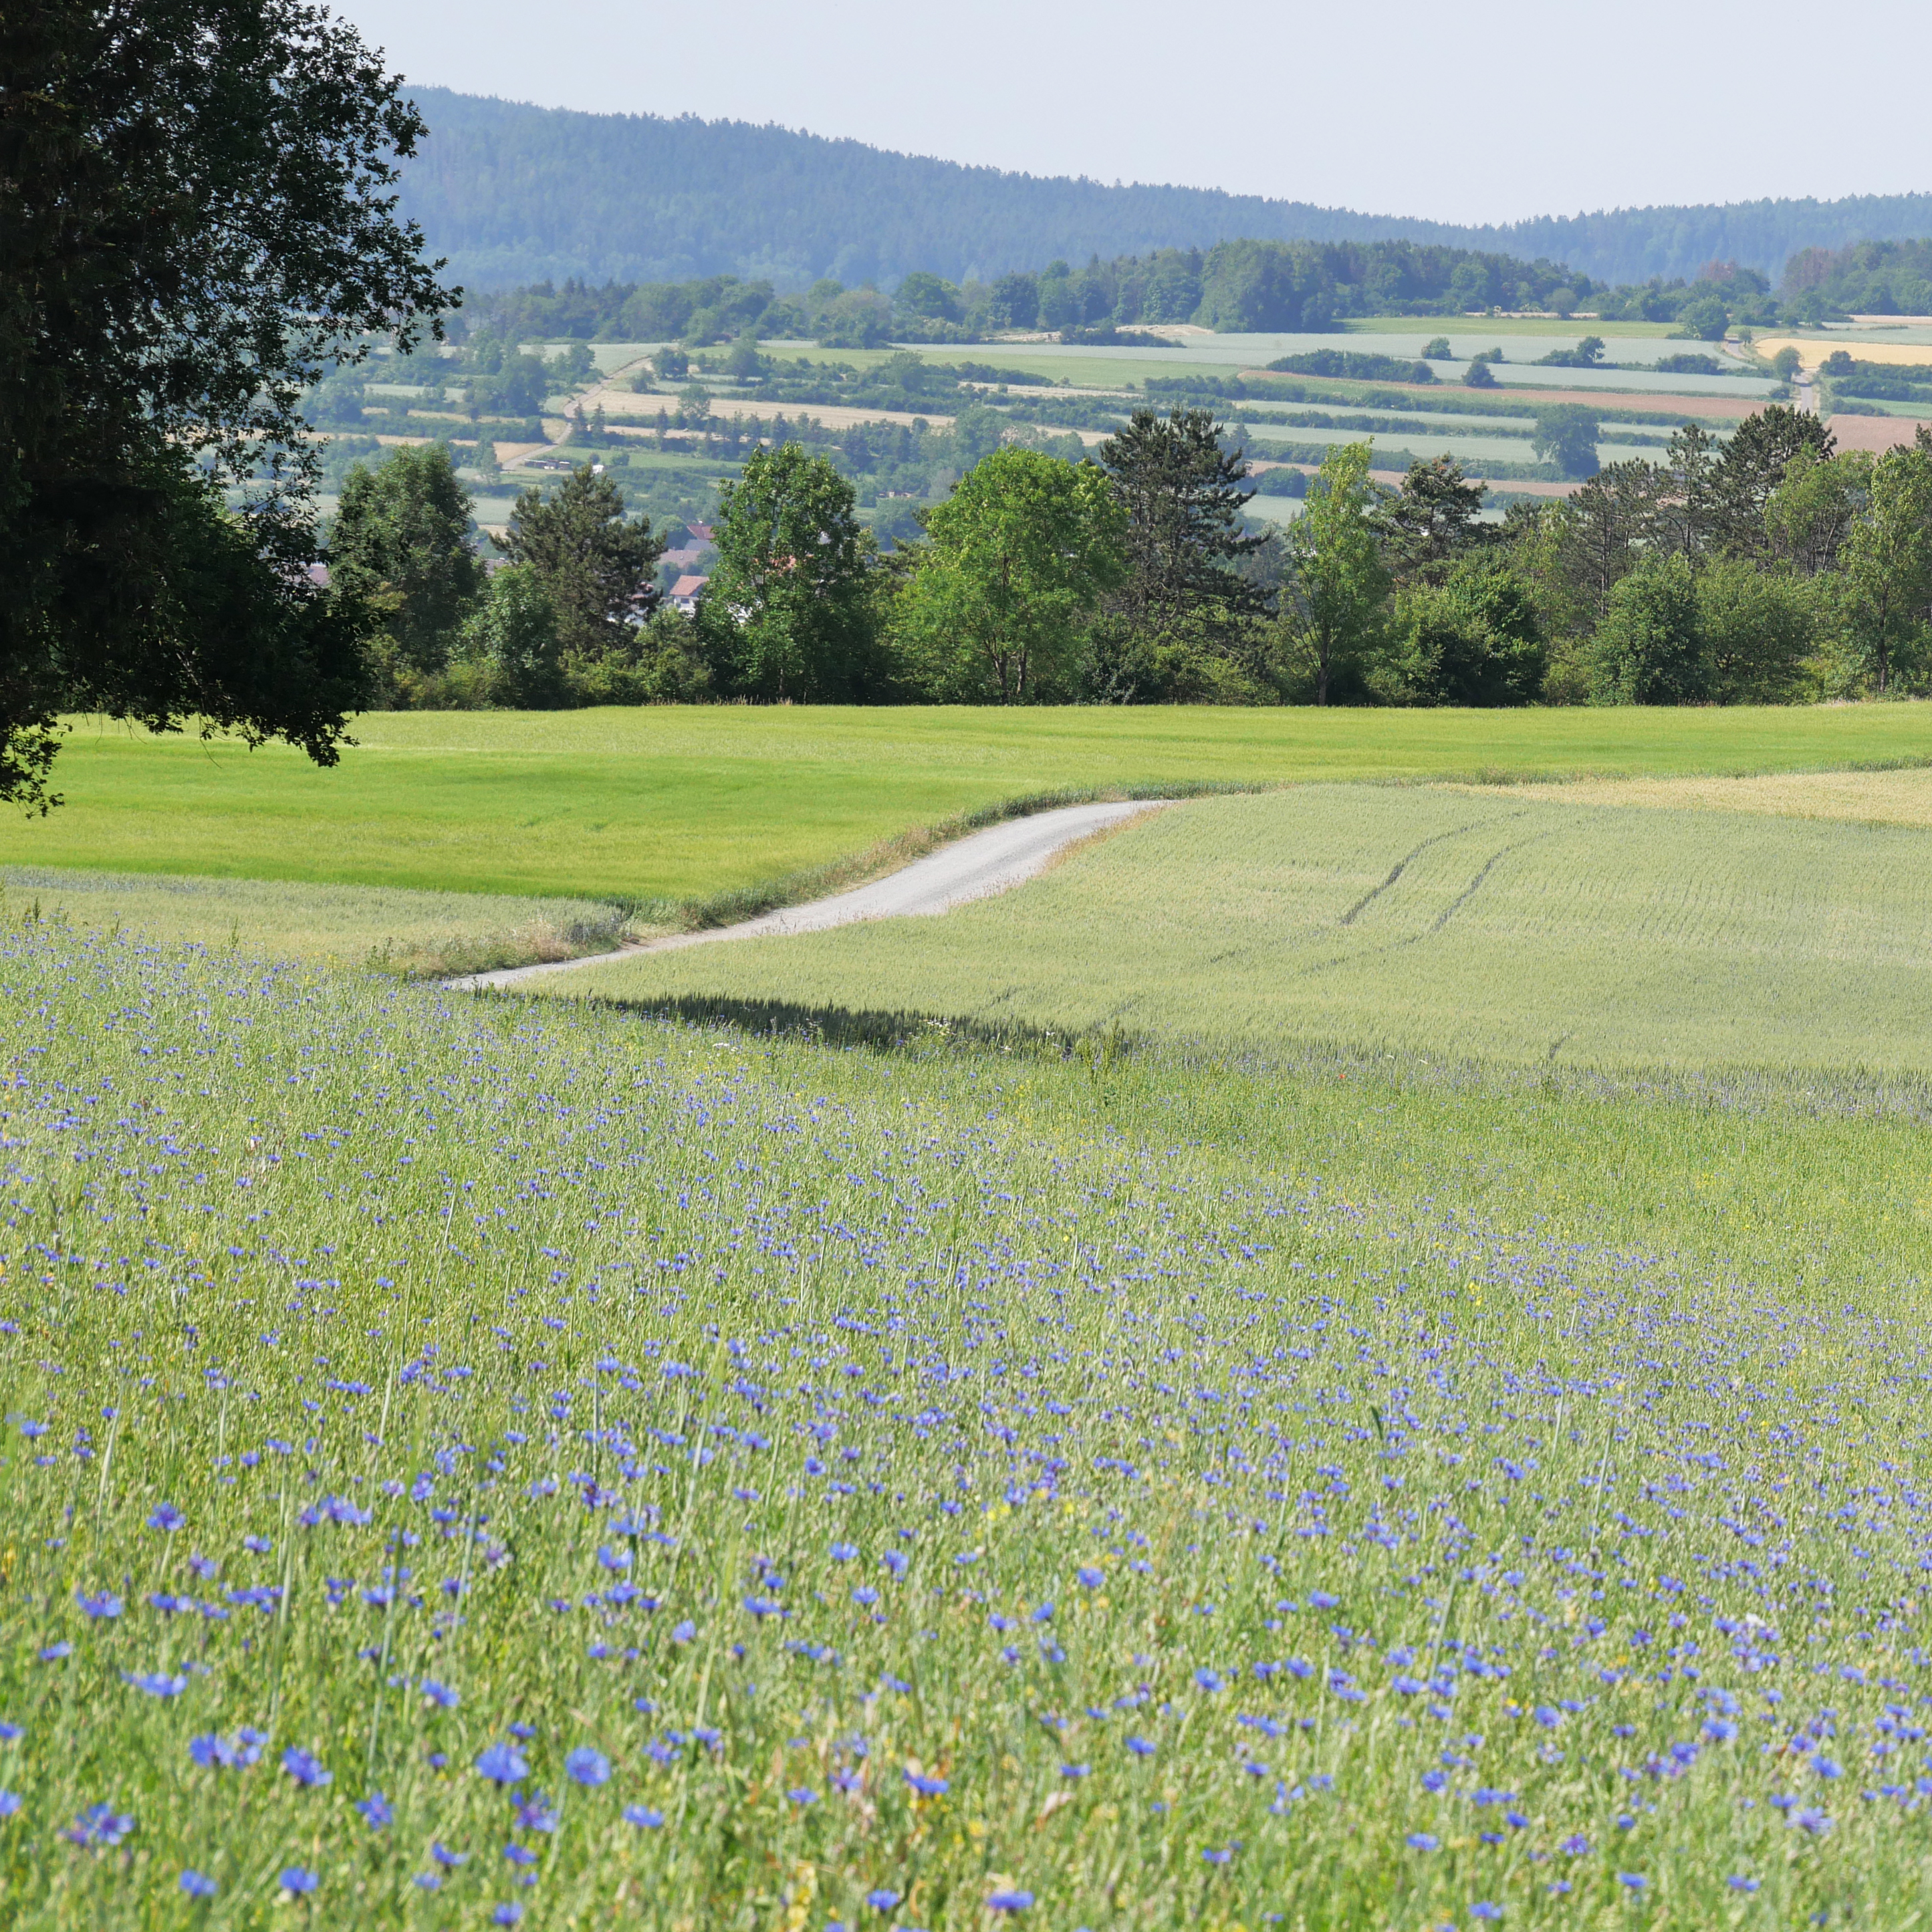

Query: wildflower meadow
left=0, top=923, right=1927, bottom=1930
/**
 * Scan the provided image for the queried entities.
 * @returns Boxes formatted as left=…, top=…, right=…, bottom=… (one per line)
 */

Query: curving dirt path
left=448, top=798, right=1173, bottom=992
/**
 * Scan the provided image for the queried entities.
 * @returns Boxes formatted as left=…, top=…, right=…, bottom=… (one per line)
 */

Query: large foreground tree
left=0, top=0, right=453, bottom=806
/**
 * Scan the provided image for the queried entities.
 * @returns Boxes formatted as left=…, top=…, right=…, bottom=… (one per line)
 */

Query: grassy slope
left=550, top=785, right=1932, bottom=1076
left=0, top=867, right=625, bottom=977
left=15, top=707, right=1932, bottom=906
left=543, top=783, right=1932, bottom=1294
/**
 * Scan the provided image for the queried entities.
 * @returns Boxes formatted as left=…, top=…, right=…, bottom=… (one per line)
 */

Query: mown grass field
left=15, top=706, right=1932, bottom=909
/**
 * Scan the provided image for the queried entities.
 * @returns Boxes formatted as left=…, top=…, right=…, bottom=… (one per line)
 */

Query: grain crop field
left=14, top=707, right=1932, bottom=909
left=7, top=869, right=1932, bottom=1925
left=549, top=783, right=1932, bottom=1077
left=11, top=717, right=1932, bottom=1929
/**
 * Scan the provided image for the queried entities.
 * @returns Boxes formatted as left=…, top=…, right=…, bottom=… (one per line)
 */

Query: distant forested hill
left=398, top=88, right=1932, bottom=293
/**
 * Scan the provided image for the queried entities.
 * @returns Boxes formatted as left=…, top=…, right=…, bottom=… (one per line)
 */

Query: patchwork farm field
left=9, top=716, right=1932, bottom=1928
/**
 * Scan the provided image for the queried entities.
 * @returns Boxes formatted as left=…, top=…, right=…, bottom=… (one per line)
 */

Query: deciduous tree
left=695, top=444, right=884, bottom=701
left=1, top=0, right=452, bottom=803
left=1282, top=443, right=1391, bottom=706
left=892, top=447, right=1124, bottom=702
left=330, top=445, right=484, bottom=681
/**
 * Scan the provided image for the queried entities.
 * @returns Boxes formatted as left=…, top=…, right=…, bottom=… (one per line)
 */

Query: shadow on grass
left=550, top=985, right=1932, bottom=1125
left=570, top=987, right=1129, bottom=1065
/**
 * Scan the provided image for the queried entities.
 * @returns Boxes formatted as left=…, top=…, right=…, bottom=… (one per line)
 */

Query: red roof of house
left=669, top=574, right=708, bottom=598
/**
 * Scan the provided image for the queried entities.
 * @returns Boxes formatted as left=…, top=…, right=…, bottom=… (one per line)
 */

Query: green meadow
left=15, top=706, right=1932, bottom=910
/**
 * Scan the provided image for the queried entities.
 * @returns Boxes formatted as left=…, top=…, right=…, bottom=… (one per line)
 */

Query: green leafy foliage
left=1281, top=445, right=1391, bottom=705
left=329, top=445, right=485, bottom=687
left=1531, top=406, right=1602, bottom=479
left=1267, top=350, right=1435, bottom=384
left=1, top=0, right=452, bottom=806
left=890, top=447, right=1125, bottom=702
left=695, top=445, right=886, bottom=701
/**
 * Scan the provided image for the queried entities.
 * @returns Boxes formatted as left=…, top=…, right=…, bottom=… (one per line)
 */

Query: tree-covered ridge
left=463, top=245, right=1793, bottom=350
left=1785, top=239, right=1932, bottom=316
left=398, top=88, right=1932, bottom=293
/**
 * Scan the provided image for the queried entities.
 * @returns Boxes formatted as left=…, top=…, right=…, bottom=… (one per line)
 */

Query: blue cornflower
left=1729, top=1877, right=1761, bottom=1893
left=864, top=1889, right=902, bottom=1911
left=354, top=1791, right=393, bottom=1829
left=281, top=1747, right=331, bottom=1789
left=1471, top=1905, right=1503, bottom=1921
left=565, top=1747, right=610, bottom=1788
left=622, top=1806, right=664, bottom=1829
left=279, top=1868, right=318, bottom=1896
left=1195, top=1669, right=1223, bottom=1693
left=503, top=1844, right=538, bottom=1868
left=1202, top=1847, right=1235, bottom=1866
left=0, top=1791, right=20, bottom=1818
left=148, top=1503, right=185, bottom=1533
left=787, top=1786, right=818, bottom=1805
left=988, top=1891, right=1034, bottom=1911
left=65, top=1804, right=134, bottom=1848
left=493, top=1908, right=523, bottom=1927
left=903, top=1768, right=949, bottom=1796
left=76, top=1591, right=122, bottom=1620
left=124, top=1671, right=189, bottom=1699
left=672, top=1620, right=697, bottom=1643
left=513, top=1794, right=560, bottom=1833
left=433, top=1843, right=468, bottom=1868
left=1126, top=1737, right=1155, bottom=1758
left=475, top=1743, right=530, bottom=1785
left=420, top=1679, right=459, bottom=1709
left=830, top=1542, right=858, bottom=1561
left=1618, top=1874, right=1647, bottom=1891
left=1076, top=1566, right=1103, bottom=1588
left=178, top=1870, right=217, bottom=1898
left=1407, top=1833, right=1439, bottom=1850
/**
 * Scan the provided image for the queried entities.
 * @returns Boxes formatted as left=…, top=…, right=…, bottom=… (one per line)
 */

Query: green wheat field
left=4, top=711, right=1932, bottom=1929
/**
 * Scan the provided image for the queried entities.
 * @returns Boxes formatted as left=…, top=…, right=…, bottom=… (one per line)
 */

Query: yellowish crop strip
left=1469, top=767, right=1932, bottom=828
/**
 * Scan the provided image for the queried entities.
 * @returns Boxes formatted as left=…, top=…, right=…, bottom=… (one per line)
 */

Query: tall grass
left=0, top=866, right=628, bottom=979
left=1, top=922, right=1930, bottom=1927
left=552, top=785, right=1932, bottom=1078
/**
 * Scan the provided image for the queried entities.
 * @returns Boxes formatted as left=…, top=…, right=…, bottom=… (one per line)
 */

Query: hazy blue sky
left=334, top=0, right=1929, bottom=227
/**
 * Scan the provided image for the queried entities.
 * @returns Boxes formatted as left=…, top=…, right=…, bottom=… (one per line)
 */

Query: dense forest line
left=1785, top=238, right=1932, bottom=315
left=463, top=247, right=1797, bottom=348
left=332, top=402, right=1932, bottom=715
left=398, top=88, right=1932, bottom=293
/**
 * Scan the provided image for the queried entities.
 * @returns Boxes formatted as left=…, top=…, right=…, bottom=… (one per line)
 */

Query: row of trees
left=330, top=402, right=1932, bottom=711
left=461, top=243, right=1798, bottom=354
